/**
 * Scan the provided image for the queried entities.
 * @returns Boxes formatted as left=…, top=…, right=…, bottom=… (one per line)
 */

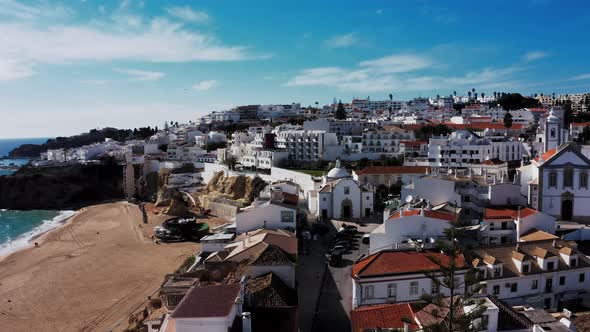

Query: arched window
left=551, top=128, right=556, bottom=138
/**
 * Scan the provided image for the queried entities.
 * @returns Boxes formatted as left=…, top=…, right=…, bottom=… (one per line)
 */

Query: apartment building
left=274, top=130, right=339, bottom=162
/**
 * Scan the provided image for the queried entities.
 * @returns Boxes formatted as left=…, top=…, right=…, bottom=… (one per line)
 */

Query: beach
left=0, top=202, right=198, bottom=332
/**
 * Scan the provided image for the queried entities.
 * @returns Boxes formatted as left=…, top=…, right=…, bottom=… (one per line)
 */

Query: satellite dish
left=405, top=195, right=413, bottom=203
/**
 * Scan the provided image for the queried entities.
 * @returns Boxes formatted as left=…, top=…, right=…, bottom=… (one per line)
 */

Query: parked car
left=329, top=245, right=347, bottom=256
left=338, top=225, right=357, bottom=234
left=331, top=240, right=350, bottom=250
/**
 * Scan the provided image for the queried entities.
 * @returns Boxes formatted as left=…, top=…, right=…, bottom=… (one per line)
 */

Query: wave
left=0, top=210, right=76, bottom=256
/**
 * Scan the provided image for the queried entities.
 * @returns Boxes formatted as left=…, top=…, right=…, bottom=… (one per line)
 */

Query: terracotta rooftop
left=533, top=147, right=558, bottom=163
left=472, top=239, right=586, bottom=279
left=387, top=209, right=456, bottom=222
left=246, top=272, right=297, bottom=308
left=355, top=166, right=430, bottom=175
left=171, top=284, right=241, bottom=318
left=414, top=296, right=464, bottom=327
left=479, top=158, right=505, bottom=165
left=520, top=229, right=558, bottom=242
left=351, top=303, right=418, bottom=332
left=483, top=207, right=538, bottom=220
left=400, top=140, right=428, bottom=147
left=352, top=250, right=466, bottom=278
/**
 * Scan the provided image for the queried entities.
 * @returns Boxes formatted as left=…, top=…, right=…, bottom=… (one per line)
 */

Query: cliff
left=200, top=171, right=267, bottom=206
left=0, top=164, right=124, bottom=210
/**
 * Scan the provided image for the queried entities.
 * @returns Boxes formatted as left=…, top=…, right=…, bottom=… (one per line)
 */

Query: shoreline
left=0, top=209, right=79, bottom=261
left=0, top=201, right=197, bottom=331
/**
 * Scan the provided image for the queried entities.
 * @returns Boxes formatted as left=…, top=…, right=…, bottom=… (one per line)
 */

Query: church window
left=564, top=168, right=574, bottom=188
left=581, top=172, right=588, bottom=188
left=551, top=128, right=556, bottom=138
left=549, top=172, right=557, bottom=188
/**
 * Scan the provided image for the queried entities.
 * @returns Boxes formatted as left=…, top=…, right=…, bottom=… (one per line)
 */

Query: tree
left=503, top=111, right=513, bottom=129
left=453, top=91, right=457, bottom=97
left=222, top=155, right=238, bottom=171
left=389, top=93, right=393, bottom=101
left=467, top=91, right=472, bottom=100
left=481, top=92, right=485, bottom=100
left=497, top=93, right=540, bottom=110
left=335, top=101, right=347, bottom=120
left=420, top=227, right=486, bottom=332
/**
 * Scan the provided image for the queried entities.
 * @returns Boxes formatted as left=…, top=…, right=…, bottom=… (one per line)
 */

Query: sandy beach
left=0, top=202, right=198, bottom=332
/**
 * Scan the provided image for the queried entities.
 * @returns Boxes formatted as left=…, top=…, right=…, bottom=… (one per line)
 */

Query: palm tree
left=389, top=93, right=393, bottom=101
left=474, top=92, right=478, bottom=100
left=481, top=92, right=485, bottom=100
left=436, top=94, right=440, bottom=99
left=493, top=91, right=497, bottom=99
left=471, top=88, right=476, bottom=97
left=467, top=91, right=472, bottom=100
left=453, top=91, right=457, bottom=97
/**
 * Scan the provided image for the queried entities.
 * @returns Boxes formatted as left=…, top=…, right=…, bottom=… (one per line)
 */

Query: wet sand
left=0, top=202, right=198, bottom=332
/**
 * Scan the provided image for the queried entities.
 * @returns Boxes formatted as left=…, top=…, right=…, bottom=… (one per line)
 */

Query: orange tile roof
left=352, top=303, right=418, bottom=332
left=443, top=122, right=525, bottom=130
left=387, top=209, right=456, bottom=222
left=356, top=166, right=429, bottom=175
left=519, top=229, right=558, bottom=242
left=352, top=250, right=466, bottom=278
left=483, top=207, right=538, bottom=220
left=533, top=147, right=558, bottom=163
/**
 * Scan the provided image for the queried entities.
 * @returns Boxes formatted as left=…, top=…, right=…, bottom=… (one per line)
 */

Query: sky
left=0, top=0, right=589, bottom=138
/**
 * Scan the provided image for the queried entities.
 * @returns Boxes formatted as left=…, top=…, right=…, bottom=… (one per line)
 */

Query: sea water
left=0, top=137, right=49, bottom=175
left=0, top=210, right=76, bottom=256
left=0, top=138, right=72, bottom=256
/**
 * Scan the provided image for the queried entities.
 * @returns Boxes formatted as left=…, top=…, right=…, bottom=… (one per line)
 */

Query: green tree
left=420, top=227, right=486, bottom=332
left=222, top=155, right=238, bottom=171
left=503, top=111, right=513, bottom=129
left=335, top=101, right=347, bottom=120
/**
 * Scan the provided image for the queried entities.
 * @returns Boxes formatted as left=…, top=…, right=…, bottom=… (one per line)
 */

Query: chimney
left=242, top=312, right=252, bottom=332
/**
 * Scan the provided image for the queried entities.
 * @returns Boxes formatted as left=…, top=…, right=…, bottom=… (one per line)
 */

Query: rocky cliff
left=0, top=164, right=124, bottom=210
left=201, top=171, right=267, bottom=206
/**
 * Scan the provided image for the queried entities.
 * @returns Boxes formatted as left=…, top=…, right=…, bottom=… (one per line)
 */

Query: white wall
left=370, top=215, right=451, bottom=254
left=235, top=202, right=296, bottom=233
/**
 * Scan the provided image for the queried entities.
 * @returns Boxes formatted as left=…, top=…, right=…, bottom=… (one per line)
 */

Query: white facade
left=274, top=129, right=339, bottom=162
left=234, top=200, right=297, bottom=234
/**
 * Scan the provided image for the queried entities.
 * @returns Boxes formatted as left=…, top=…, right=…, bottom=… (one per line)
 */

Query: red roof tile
left=352, top=303, right=418, bottom=332
left=356, top=166, right=429, bottom=176
left=483, top=207, right=538, bottom=220
left=443, top=122, right=525, bottom=130
left=171, top=284, right=240, bottom=318
left=387, top=209, right=456, bottom=222
left=352, top=250, right=466, bottom=278
left=533, top=147, right=558, bottom=163
left=400, top=140, right=428, bottom=147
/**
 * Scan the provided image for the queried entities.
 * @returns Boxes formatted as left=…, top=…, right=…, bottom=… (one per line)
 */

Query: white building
left=480, top=207, right=556, bottom=245
left=518, top=141, right=590, bottom=222
left=353, top=165, right=430, bottom=188
left=352, top=250, right=467, bottom=308
left=274, top=129, right=340, bottom=162
left=473, top=239, right=590, bottom=310
left=234, top=188, right=298, bottom=234
left=370, top=207, right=455, bottom=254
left=427, top=130, right=524, bottom=168
left=316, top=160, right=374, bottom=220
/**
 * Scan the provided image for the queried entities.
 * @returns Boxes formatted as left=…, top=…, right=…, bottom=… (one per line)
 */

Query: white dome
left=327, top=167, right=349, bottom=179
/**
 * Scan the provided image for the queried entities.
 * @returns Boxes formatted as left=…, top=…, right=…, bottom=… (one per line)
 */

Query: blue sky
left=0, top=0, right=589, bottom=138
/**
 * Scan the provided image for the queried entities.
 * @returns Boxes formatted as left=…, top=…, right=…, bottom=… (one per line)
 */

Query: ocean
left=0, top=137, right=49, bottom=176
left=0, top=137, right=72, bottom=256
left=0, top=210, right=76, bottom=256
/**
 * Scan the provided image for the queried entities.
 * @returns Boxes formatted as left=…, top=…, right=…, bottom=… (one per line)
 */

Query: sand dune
left=0, top=202, right=198, bottom=332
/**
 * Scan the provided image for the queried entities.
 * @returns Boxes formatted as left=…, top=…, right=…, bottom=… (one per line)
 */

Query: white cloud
left=0, top=58, right=34, bottom=81
left=324, top=33, right=358, bottom=48
left=359, top=54, right=432, bottom=73
left=166, top=6, right=210, bottom=23
left=0, top=15, right=264, bottom=80
left=0, top=0, right=73, bottom=20
left=523, top=51, right=549, bottom=61
left=568, top=73, right=590, bottom=81
left=286, top=53, right=522, bottom=93
left=192, top=80, right=219, bottom=91
left=114, top=68, right=165, bottom=81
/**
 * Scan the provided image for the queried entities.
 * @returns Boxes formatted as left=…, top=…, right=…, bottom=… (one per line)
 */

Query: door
left=343, top=205, right=351, bottom=218
left=561, top=200, right=573, bottom=221
left=322, top=209, right=328, bottom=220
left=365, top=208, right=371, bottom=217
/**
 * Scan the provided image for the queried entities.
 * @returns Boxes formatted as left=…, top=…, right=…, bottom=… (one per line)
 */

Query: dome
left=547, top=109, right=559, bottom=123
left=326, top=159, right=350, bottom=179
left=327, top=167, right=349, bottom=179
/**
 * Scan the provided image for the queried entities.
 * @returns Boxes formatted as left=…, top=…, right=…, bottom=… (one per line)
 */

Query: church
left=518, top=109, right=590, bottom=221
left=317, top=160, right=375, bottom=220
